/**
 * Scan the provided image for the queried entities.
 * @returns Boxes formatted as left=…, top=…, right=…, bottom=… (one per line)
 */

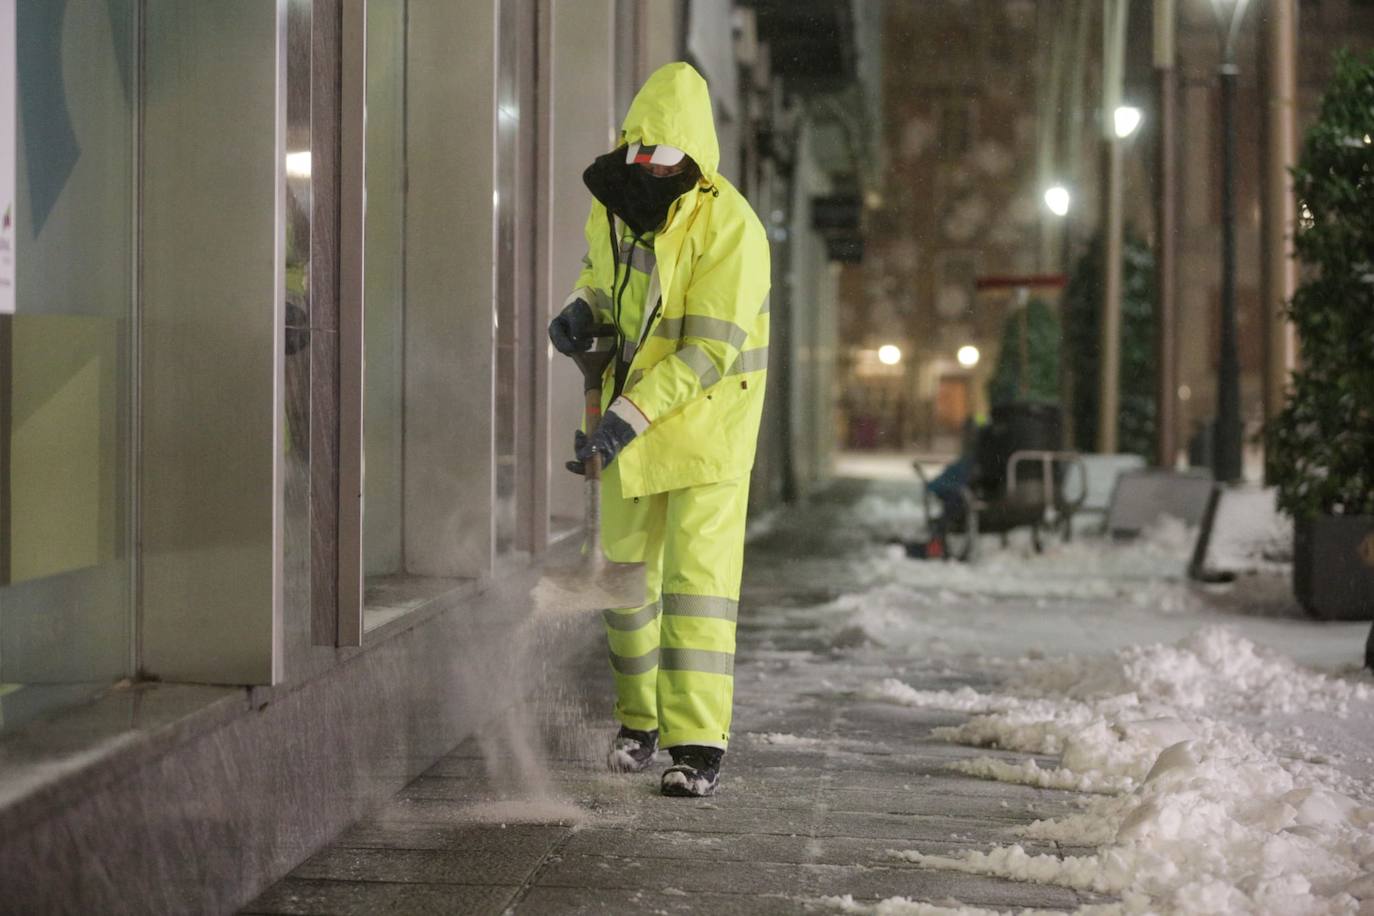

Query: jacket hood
left=620, top=62, right=720, bottom=181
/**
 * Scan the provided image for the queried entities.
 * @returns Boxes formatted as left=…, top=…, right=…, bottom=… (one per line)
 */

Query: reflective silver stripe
left=675, top=345, right=721, bottom=389
left=653, top=315, right=749, bottom=349
left=610, top=648, right=659, bottom=675
left=659, top=648, right=734, bottom=676
left=653, top=316, right=684, bottom=339
left=619, top=240, right=656, bottom=275
left=564, top=286, right=593, bottom=308
left=759, top=296, right=771, bottom=314
left=663, top=594, right=738, bottom=621
left=603, top=603, right=660, bottom=631
left=608, top=397, right=650, bottom=436
left=726, top=347, right=769, bottom=376
left=683, top=315, right=749, bottom=348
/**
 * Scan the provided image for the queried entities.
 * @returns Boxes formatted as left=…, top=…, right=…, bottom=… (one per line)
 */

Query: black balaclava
left=582, top=146, right=700, bottom=236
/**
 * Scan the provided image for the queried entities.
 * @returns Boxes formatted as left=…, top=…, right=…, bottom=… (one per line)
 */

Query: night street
left=246, top=472, right=1374, bottom=915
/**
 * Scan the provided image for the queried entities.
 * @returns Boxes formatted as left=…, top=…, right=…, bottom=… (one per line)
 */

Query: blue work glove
left=565, top=430, right=590, bottom=476
left=572, top=399, right=646, bottom=472
left=548, top=296, right=595, bottom=355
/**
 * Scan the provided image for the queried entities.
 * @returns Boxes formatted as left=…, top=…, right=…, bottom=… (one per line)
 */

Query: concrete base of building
left=0, top=579, right=603, bottom=915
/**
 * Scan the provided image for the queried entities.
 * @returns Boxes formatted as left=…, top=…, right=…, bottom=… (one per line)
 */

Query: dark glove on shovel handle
left=565, top=430, right=590, bottom=476
left=549, top=297, right=595, bottom=355
left=576, top=409, right=638, bottom=469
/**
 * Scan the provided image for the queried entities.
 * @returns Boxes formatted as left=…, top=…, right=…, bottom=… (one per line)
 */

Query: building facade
left=0, top=1, right=871, bottom=910
left=843, top=0, right=1374, bottom=463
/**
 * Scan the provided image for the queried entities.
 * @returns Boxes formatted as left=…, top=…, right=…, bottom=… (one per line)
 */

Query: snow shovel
left=529, top=328, right=646, bottom=615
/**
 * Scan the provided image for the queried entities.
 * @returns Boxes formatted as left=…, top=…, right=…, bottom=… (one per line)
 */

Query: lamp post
left=1211, top=0, right=1252, bottom=483
left=1045, top=184, right=1075, bottom=447
left=1099, top=102, right=1141, bottom=455
left=1097, top=0, right=1133, bottom=455
left=1154, top=0, right=1179, bottom=469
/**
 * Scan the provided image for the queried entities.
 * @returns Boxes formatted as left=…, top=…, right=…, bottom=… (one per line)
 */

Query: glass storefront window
left=0, top=0, right=136, bottom=728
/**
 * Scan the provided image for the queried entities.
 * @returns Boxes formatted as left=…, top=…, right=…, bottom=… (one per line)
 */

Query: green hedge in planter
left=1264, top=50, right=1374, bottom=519
left=1062, top=232, right=1157, bottom=458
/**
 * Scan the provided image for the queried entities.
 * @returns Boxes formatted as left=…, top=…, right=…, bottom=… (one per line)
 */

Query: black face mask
left=582, top=147, right=700, bottom=236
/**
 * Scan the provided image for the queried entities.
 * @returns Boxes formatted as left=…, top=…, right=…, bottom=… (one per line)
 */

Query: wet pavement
left=244, top=479, right=1114, bottom=915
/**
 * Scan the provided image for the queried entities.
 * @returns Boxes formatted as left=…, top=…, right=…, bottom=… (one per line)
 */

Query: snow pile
left=748, top=732, right=828, bottom=748
left=851, top=491, right=929, bottom=541
left=1206, top=487, right=1293, bottom=574
left=823, top=896, right=1013, bottom=916
left=850, top=514, right=1199, bottom=609
left=867, top=627, right=1374, bottom=915
left=1018, top=626, right=1373, bottom=718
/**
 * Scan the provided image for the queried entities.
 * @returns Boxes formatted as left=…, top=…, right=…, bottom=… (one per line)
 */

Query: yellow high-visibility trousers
left=599, top=463, right=749, bottom=750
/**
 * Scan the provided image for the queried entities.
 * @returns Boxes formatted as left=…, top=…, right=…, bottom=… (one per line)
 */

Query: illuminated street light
left=1044, top=185, right=1071, bottom=217
left=956, top=345, right=980, bottom=368
left=1113, top=105, right=1143, bottom=139
left=877, top=344, right=902, bottom=366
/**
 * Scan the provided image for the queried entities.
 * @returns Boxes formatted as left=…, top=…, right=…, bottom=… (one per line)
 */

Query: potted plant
left=986, top=296, right=1060, bottom=408
left=1063, top=232, right=1158, bottom=458
left=1264, top=51, right=1374, bottom=622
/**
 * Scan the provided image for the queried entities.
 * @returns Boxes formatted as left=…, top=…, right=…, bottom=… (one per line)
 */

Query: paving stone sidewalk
left=245, top=480, right=1109, bottom=915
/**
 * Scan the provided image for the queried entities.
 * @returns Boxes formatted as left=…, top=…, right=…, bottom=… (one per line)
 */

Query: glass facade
left=364, top=0, right=407, bottom=579
left=0, top=0, right=136, bottom=725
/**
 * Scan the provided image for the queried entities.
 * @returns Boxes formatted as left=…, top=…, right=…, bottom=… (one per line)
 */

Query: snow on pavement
left=803, top=476, right=1374, bottom=915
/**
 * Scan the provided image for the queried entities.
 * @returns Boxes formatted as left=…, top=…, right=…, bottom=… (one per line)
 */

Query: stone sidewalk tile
left=509, top=886, right=810, bottom=915
left=289, top=842, right=559, bottom=886
left=242, top=879, right=518, bottom=916
left=558, top=826, right=1070, bottom=865
left=531, top=852, right=1081, bottom=909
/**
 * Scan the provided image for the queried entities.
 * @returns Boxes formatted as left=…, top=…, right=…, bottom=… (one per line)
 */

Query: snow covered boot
left=660, top=745, right=723, bottom=797
left=607, top=725, right=659, bottom=773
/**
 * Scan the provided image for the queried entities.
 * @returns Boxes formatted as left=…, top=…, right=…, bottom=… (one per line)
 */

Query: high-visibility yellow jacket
left=567, top=62, right=771, bottom=499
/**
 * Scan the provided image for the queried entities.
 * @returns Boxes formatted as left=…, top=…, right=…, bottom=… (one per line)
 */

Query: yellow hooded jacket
left=567, top=62, right=771, bottom=499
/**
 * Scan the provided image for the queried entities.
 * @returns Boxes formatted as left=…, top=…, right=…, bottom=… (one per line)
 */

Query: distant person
left=547, top=63, right=770, bottom=797
left=911, top=417, right=981, bottom=557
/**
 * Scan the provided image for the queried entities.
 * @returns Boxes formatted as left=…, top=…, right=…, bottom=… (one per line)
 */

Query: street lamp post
left=1212, top=0, right=1252, bottom=483
left=1045, top=184, right=1075, bottom=447
left=1097, top=0, right=1133, bottom=456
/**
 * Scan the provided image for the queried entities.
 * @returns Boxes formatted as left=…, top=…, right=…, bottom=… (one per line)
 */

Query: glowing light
left=1114, top=106, right=1143, bottom=139
left=957, top=345, right=980, bottom=368
left=285, top=151, right=311, bottom=179
left=1044, top=185, right=1071, bottom=217
left=877, top=345, right=902, bottom=366
left=1178, top=384, right=1192, bottom=401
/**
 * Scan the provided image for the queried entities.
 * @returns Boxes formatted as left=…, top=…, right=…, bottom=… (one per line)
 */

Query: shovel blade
left=528, top=534, right=646, bottom=615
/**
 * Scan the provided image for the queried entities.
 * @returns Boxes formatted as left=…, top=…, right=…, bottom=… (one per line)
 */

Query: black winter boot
left=607, top=725, right=659, bottom=773
left=661, top=745, right=723, bottom=797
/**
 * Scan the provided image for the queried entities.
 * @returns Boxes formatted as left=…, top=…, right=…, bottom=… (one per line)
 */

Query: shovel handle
left=583, top=388, right=604, bottom=481
left=583, top=387, right=605, bottom=566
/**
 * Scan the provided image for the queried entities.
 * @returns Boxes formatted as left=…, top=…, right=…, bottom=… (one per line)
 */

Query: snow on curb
left=860, top=627, right=1374, bottom=915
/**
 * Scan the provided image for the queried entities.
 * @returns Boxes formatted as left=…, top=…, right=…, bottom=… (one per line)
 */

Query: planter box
left=1294, top=516, right=1374, bottom=621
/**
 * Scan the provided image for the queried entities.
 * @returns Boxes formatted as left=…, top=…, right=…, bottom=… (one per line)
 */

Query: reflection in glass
left=1, top=0, right=136, bottom=725
left=363, top=0, right=407, bottom=578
